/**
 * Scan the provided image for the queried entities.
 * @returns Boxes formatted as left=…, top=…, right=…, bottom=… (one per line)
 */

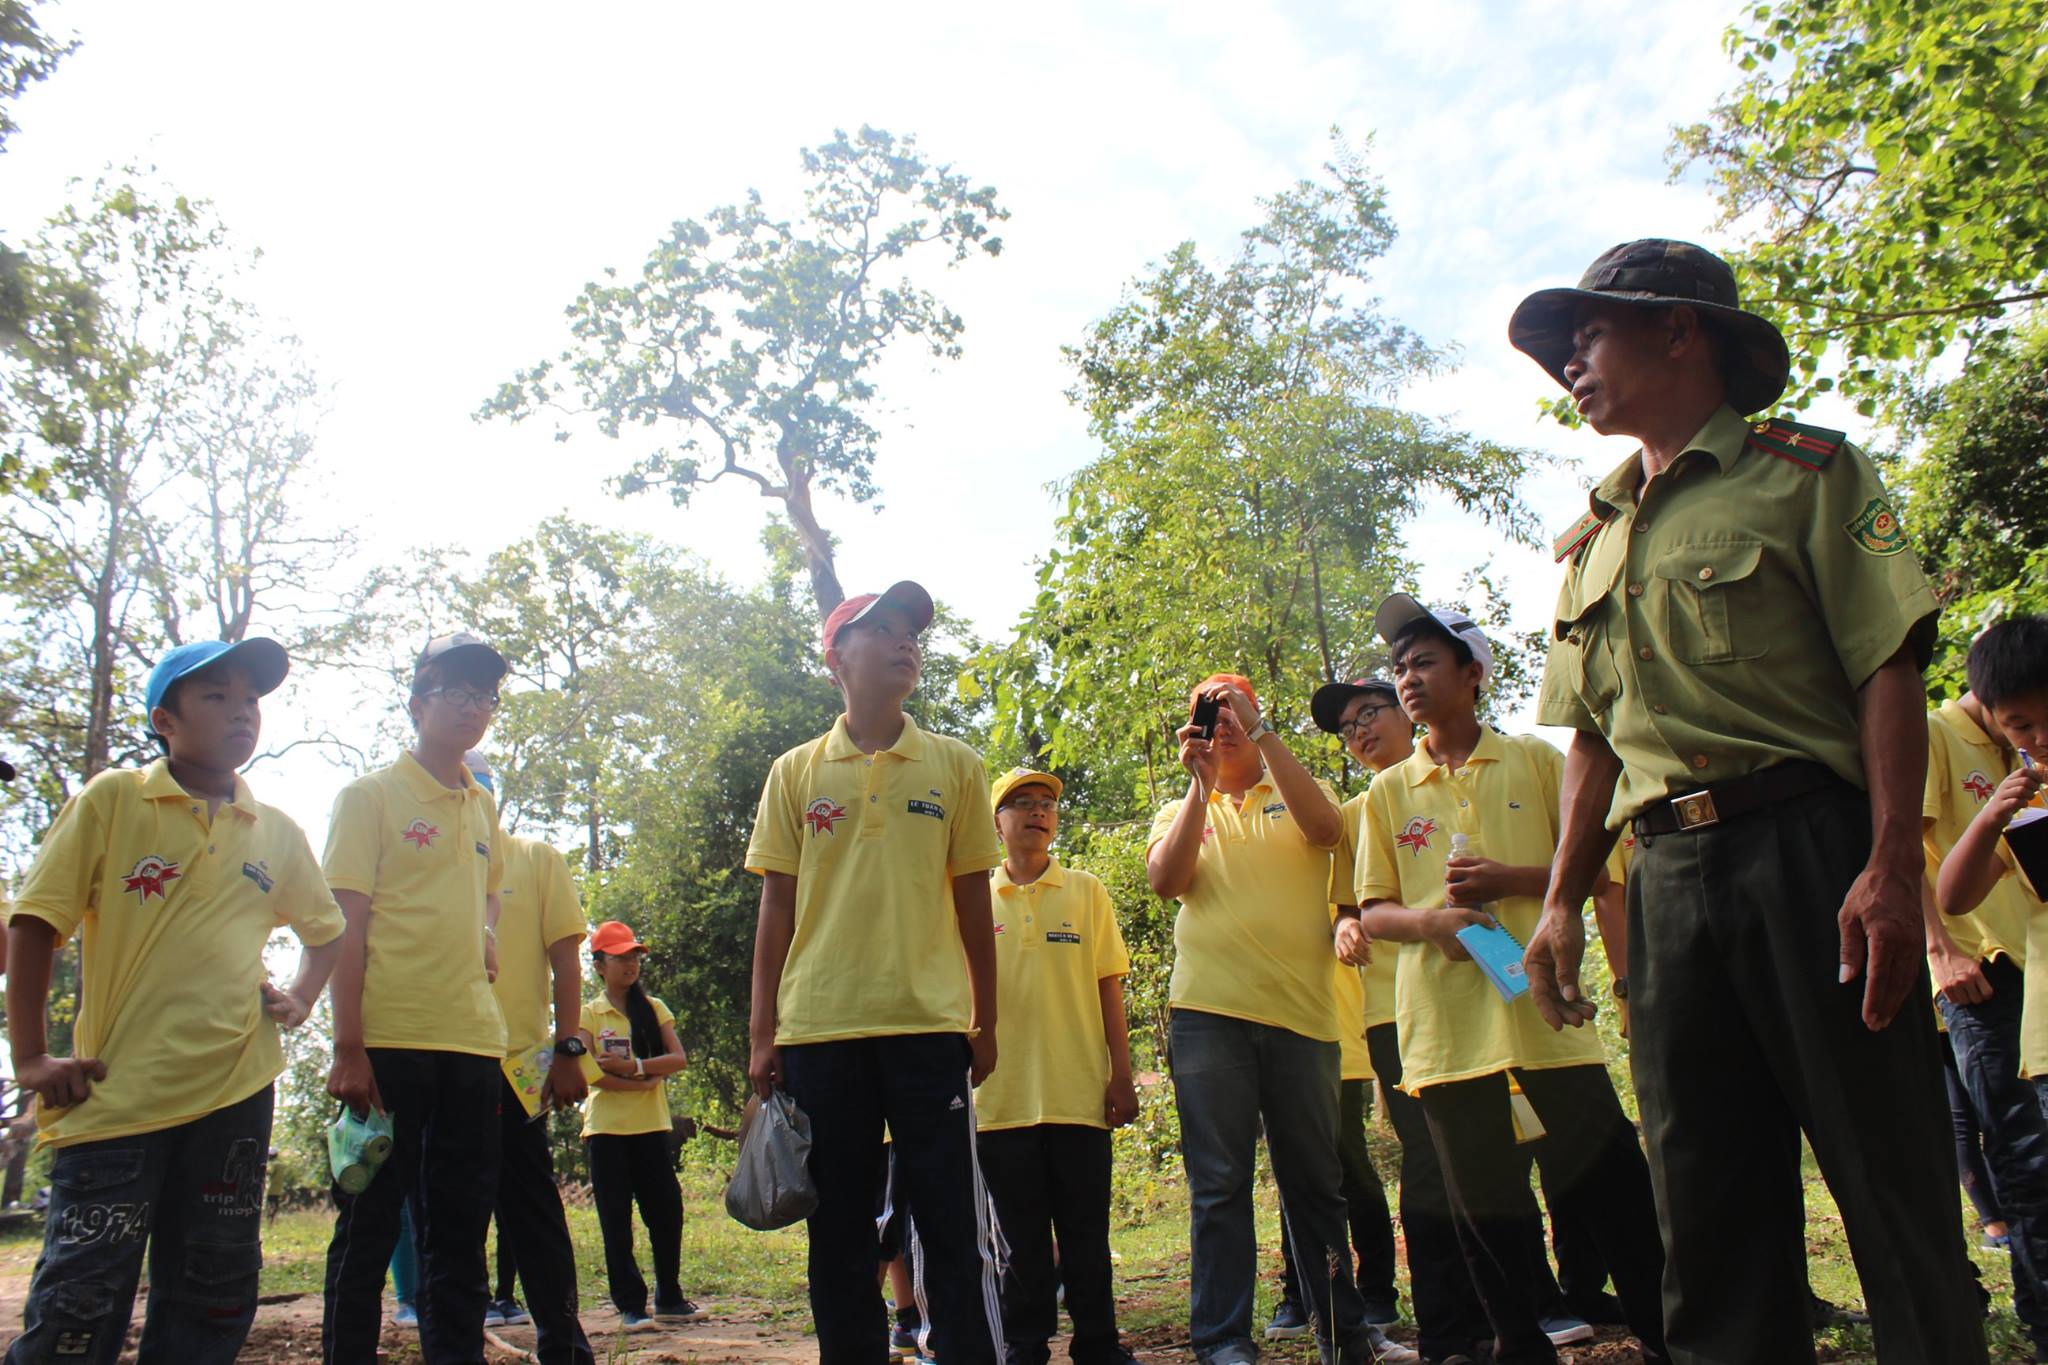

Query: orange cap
left=589, top=921, right=646, bottom=956
left=1190, top=672, right=1259, bottom=715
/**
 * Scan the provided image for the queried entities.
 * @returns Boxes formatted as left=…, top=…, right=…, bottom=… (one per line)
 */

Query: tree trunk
left=781, top=477, right=844, bottom=619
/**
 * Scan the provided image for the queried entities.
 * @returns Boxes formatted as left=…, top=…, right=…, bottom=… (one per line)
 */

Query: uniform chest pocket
left=1558, top=604, right=1622, bottom=718
left=1654, top=540, right=1765, bottom=665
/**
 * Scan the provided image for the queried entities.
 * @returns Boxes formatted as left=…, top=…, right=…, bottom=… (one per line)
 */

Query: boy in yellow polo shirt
left=975, top=767, right=1137, bottom=1365
left=319, top=632, right=513, bottom=1363
left=743, top=581, right=1005, bottom=1364
left=5, top=638, right=344, bottom=1364
left=1356, top=597, right=1666, bottom=1365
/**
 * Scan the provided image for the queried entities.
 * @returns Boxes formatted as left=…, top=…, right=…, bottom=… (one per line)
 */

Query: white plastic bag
left=723, top=1088, right=817, bottom=1231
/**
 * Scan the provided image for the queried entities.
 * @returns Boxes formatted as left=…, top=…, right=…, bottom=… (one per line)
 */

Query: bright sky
left=2, top=0, right=1821, bottom=849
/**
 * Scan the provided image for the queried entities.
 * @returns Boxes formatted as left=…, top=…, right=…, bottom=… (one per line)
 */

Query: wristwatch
left=1244, top=715, right=1272, bottom=744
left=553, top=1036, right=588, bottom=1058
left=1612, top=977, right=1629, bottom=1001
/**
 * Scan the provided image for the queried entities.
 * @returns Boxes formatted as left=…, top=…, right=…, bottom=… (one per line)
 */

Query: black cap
left=1508, top=239, right=1792, bottom=415
left=1310, top=678, right=1400, bottom=736
left=413, top=632, right=508, bottom=690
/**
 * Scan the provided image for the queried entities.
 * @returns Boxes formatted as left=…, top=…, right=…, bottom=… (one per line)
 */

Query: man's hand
left=1213, top=684, right=1261, bottom=734
left=1525, top=903, right=1599, bottom=1030
left=261, top=982, right=314, bottom=1030
left=747, top=1035, right=782, bottom=1099
left=1987, top=766, right=2047, bottom=826
left=969, top=1030, right=997, bottom=1088
left=1175, top=722, right=1220, bottom=789
left=14, top=1054, right=106, bottom=1109
left=544, top=1051, right=589, bottom=1108
left=326, top=1044, right=384, bottom=1118
left=1840, top=863, right=1926, bottom=1029
left=1419, top=907, right=1493, bottom=962
left=1333, top=917, right=1373, bottom=967
left=1105, top=1073, right=1140, bottom=1128
left=1444, top=856, right=1517, bottom=905
left=1929, top=939, right=1992, bottom=1007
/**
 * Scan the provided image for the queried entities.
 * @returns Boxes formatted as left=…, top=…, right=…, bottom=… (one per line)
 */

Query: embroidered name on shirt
left=907, top=800, right=945, bottom=819
left=1262, top=803, right=1288, bottom=819
left=241, top=860, right=274, bottom=893
left=1046, top=931, right=1081, bottom=944
left=474, top=841, right=489, bottom=858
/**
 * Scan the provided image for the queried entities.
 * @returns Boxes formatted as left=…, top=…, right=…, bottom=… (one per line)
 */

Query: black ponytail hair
left=594, top=951, right=664, bottom=1059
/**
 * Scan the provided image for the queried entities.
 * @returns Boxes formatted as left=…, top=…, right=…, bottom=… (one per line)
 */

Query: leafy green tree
left=0, top=0, right=79, bottom=349
left=1672, top=0, right=2048, bottom=424
left=979, top=141, right=1543, bottom=819
left=481, top=126, right=1007, bottom=616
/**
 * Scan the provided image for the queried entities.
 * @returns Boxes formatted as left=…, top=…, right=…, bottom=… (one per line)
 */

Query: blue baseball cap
left=145, top=638, right=290, bottom=735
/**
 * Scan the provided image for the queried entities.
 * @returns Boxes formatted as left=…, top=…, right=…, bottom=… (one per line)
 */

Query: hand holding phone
left=1191, top=692, right=1222, bottom=741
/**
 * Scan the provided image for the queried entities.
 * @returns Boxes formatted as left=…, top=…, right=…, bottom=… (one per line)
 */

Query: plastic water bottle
left=1448, top=832, right=1488, bottom=912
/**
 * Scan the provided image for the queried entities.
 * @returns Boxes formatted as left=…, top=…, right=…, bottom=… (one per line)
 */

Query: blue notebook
left=1456, top=918, right=1531, bottom=1001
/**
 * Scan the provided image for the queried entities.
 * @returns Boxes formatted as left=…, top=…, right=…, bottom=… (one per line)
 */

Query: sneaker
left=495, top=1297, right=531, bottom=1326
left=655, top=1298, right=707, bottom=1323
left=392, top=1302, right=420, bottom=1330
left=1807, top=1293, right=1871, bottom=1328
left=892, top=1326, right=923, bottom=1356
left=1361, top=1294, right=1400, bottom=1328
left=1537, top=1312, right=1594, bottom=1346
left=1361, top=1325, right=1420, bottom=1363
left=1266, top=1298, right=1311, bottom=1338
left=620, top=1309, right=657, bottom=1331
left=1983, top=1228, right=2013, bottom=1252
left=483, top=1300, right=506, bottom=1327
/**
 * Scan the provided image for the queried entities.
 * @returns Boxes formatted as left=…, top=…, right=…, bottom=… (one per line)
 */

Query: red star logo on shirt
left=122, top=855, right=181, bottom=903
left=1395, top=816, right=1437, bottom=856
left=804, top=797, right=848, bottom=836
left=400, top=818, right=440, bottom=850
left=1964, top=770, right=1995, bottom=802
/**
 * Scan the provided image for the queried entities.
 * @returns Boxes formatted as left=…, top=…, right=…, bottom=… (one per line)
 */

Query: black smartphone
left=1191, top=693, right=1222, bottom=740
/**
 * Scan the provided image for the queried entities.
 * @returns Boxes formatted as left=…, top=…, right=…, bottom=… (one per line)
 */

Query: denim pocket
left=51, top=1145, right=145, bottom=1196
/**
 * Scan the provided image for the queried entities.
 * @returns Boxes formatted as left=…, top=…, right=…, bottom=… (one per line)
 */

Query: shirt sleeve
left=1092, top=876, right=1131, bottom=980
left=537, top=845, right=587, bottom=948
left=1536, top=566, right=1603, bottom=732
left=743, top=752, right=801, bottom=877
left=947, top=752, right=1000, bottom=878
left=1357, top=783, right=1402, bottom=906
left=652, top=995, right=676, bottom=1028
left=277, top=820, right=345, bottom=947
left=1146, top=799, right=1185, bottom=853
left=11, top=780, right=112, bottom=939
left=1805, top=443, right=1941, bottom=686
left=321, top=780, right=383, bottom=898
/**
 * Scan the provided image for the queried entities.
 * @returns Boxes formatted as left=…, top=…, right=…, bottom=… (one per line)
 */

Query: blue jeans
left=6, top=1084, right=273, bottom=1365
left=1940, top=955, right=2048, bottom=1350
left=1170, top=1009, right=1371, bottom=1365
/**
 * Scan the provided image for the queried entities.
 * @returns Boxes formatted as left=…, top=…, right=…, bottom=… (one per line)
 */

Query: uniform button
left=1653, top=703, right=1669, bottom=715
left=1627, top=582, right=1643, bottom=597
left=1691, top=754, right=1709, bottom=769
left=1635, top=520, right=1651, bottom=534
left=1459, top=799, right=1469, bottom=808
left=1697, top=566, right=1715, bottom=582
left=869, top=794, right=878, bottom=803
left=191, top=805, right=200, bottom=815
left=208, top=845, right=216, bottom=854
left=1638, top=646, right=1654, bottom=661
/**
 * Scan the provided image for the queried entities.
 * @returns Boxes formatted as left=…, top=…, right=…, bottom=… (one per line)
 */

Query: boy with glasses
left=320, top=633, right=514, bottom=1362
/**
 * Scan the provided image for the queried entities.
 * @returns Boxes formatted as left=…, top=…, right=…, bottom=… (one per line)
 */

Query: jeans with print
left=6, top=1085, right=273, bottom=1365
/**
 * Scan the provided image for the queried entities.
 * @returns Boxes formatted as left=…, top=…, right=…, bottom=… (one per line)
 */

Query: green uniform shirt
left=1536, top=404, right=1938, bottom=828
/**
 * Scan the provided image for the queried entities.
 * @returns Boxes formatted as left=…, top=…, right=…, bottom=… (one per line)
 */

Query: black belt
left=1632, top=760, right=1843, bottom=837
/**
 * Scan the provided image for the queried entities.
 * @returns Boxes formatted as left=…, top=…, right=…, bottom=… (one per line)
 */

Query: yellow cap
left=991, top=766, right=1062, bottom=810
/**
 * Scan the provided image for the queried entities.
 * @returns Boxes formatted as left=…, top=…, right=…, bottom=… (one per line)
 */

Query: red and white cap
left=821, top=581, right=935, bottom=656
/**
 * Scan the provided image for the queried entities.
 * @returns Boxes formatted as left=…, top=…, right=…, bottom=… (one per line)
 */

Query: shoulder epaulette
left=1552, top=509, right=1607, bottom=563
left=1746, top=418, right=1844, bottom=472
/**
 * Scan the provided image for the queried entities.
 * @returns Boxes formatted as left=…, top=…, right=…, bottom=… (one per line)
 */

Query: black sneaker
left=1807, top=1293, right=1871, bottom=1329
left=654, top=1298, right=708, bottom=1323
left=1266, top=1298, right=1311, bottom=1338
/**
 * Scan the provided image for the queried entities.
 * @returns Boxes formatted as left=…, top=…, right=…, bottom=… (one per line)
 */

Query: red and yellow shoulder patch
left=1746, top=419, right=1844, bottom=471
left=1552, top=509, right=1608, bottom=563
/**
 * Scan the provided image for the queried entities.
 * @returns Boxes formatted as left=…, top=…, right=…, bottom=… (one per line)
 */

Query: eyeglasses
left=1001, top=797, right=1059, bottom=815
left=421, top=685, right=501, bottom=712
left=1338, top=704, right=1397, bottom=737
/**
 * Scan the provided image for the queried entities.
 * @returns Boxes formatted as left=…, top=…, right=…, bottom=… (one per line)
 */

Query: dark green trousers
left=1628, top=780, right=1985, bottom=1365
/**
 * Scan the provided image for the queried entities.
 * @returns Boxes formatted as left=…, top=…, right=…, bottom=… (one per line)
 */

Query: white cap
left=1373, top=593, right=1494, bottom=683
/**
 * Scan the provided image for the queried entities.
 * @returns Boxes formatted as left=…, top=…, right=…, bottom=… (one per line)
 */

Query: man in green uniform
left=1510, top=239, right=1984, bottom=1364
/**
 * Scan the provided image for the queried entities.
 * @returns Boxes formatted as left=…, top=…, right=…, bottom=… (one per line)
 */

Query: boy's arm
left=264, top=937, right=344, bottom=1029
left=1529, top=730, right=1623, bottom=1030
left=1938, top=766, right=2046, bottom=918
left=324, top=889, right=382, bottom=1116
left=1098, top=974, right=1138, bottom=1126
left=1147, top=782, right=1210, bottom=901
left=747, top=871, right=797, bottom=1099
left=6, top=918, right=105, bottom=1107
left=1360, top=899, right=1491, bottom=961
left=1925, top=872, right=1991, bottom=1005
left=542, top=934, right=589, bottom=1107
left=954, top=870, right=998, bottom=1087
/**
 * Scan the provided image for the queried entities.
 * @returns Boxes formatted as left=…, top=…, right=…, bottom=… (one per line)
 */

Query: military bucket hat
left=1508, top=239, right=1792, bottom=415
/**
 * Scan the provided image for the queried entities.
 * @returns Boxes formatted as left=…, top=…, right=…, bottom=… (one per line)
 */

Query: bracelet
left=634, top=1057, right=646, bottom=1079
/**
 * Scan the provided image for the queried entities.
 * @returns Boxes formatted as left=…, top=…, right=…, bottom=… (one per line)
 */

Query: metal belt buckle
left=1672, top=790, right=1720, bottom=831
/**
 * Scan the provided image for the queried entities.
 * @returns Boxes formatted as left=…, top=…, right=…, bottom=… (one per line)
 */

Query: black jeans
left=6, top=1085, right=272, bottom=1365
left=779, top=1032, right=1003, bottom=1365
left=494, top=1078, right=594, bottom=1361
left=1942, top=1038, right=2005, bottom=1225
left=1630, top=781, right=1986, bottom=1365
left=322, top=1049, right=503, bottom=1364
left=1939, top=954, right=2048, bottom=1351
left=584, top=1130, right=685, bottom=1315
left=976, top=1123, right=1122, bottom=1364
left=1419, top=1064, right=1666, bottom=1365
left=1278, top=1078, right=1398, bottom=1310
left=1365, top=1023, right=1489, bottom=1360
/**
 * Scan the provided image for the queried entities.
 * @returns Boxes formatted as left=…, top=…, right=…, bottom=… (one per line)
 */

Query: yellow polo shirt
left=745, top=714, right=1001, bottom=1046
left=1149, top=775, right=1341, bottom=1043
left=582, top=992, right=676, bottom=1137
left=1925, top=702, right=2031, bottom=967
left=11, top=762, right=345, bottom=1148
left=1359, top=728, right=1606, bottom=1091
left=1330, top=794, right=1374, bottom=1080
left=977, top=859, right=1131, bottom=1131
left=323, top=752, right=507, bottom=1057
left=492, top=836, right=589, bottom=1058
left=1343, top=790, right=1402, bottom=1035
